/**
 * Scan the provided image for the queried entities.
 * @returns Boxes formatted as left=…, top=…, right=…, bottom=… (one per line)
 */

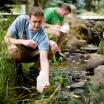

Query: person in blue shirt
left=4, top=6, right=58, bottom=92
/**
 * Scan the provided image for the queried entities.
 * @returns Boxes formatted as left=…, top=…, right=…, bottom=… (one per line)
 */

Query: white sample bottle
left=60, top=23, right=70, bottom=33
left=37, top=71, right=49, bottom=93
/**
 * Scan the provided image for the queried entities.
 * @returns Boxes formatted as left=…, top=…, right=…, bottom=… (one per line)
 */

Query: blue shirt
left=8, top=15, right=49, bottom=51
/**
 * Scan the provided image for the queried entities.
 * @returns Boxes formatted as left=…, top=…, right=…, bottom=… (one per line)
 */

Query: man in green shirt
left=44, top=7, right=64, bottom=25
left=44, top=3, right=71, bottom=52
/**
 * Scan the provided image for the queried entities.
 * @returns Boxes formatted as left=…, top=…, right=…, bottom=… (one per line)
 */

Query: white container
left=37, top=71, right=49, bottom=93
left=60, top=23, right=70, bottom=33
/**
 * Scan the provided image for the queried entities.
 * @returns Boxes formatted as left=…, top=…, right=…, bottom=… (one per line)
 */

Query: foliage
left=33, top=0, right=50, bottom=9
left=0, top=16, right=17, bottom=103
left=45, top=0, right=85, bottom=14
left=0, top=16, right=16, bottom=41
left=75, top=0, right=85, bottom=14
left=0, top=41, right=17, bottom=104
left=0, top=0, right=15, bottom=12
left=99, top=40, right=104, bottom=54
left=96, top=0, right=104, bottom=15
left=51, top=53, right=63, bottom=67
left=90, top=21, right=104, bottom=45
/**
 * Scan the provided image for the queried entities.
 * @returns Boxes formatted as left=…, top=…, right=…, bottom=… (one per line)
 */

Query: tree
left=33, top=0, right=50, bottom=9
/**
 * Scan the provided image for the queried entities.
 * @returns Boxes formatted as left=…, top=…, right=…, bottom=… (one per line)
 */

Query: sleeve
left=38, top=29, right=49, bottom=51
left=7, top=16, right=20, bottom=37
left=7, top=15, right=27, bottom=38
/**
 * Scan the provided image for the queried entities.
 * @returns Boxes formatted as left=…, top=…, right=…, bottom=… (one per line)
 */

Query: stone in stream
left=86, top=53, right=104, bottom=72
left=70, top=81, right=86, bottom=90
left=81, top=44, right=99, bottom=53
left=91, top=65, right=104, bottom=87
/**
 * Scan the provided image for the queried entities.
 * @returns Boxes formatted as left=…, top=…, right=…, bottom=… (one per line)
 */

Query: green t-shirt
left=44, top=7, right=64, bottom=25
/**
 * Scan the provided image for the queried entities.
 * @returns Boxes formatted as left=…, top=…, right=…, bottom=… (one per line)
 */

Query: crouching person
left=4, top=6, right=58, bottom=93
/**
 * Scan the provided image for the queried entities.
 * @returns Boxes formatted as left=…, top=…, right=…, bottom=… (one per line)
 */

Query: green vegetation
left=96, top=0, right=104, bottom=15
left=99, top=40, right=104, bottom=54
left=0, top=16, right=17, bottom=104
left=0, top=3, right=104, bottom=103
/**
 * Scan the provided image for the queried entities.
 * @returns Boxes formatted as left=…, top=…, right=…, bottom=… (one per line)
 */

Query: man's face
left=59, top=8, right=69, bottom=17
left=29, top=15, right=43, bottom=32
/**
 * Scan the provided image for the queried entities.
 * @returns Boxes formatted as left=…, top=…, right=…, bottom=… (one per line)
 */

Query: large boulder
left=65, top=17, right=91, bottom=48
left=91, top=65, right=104, bottom=87
left=86, top=53, right=104, bottom=72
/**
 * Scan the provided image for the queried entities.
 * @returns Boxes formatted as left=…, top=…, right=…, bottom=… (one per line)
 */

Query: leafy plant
left=99, top=40, right=104, bottom=54
left=52, top=53, right=63, bottom=67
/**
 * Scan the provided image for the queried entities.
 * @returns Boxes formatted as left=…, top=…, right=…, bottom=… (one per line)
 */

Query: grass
left=0, top=42, right=17, bottom=104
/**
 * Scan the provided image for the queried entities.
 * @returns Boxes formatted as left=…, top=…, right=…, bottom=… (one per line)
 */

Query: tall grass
left=0, top=43, right=17, bottom=104
left=0, top=16, right=17, bottom=104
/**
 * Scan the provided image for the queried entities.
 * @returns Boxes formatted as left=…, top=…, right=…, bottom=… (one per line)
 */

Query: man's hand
left=37, top=71, right=49, bottom=93
left=22, top=40, right=38, bottom=49
left=43, top=84, right=49, bottom=93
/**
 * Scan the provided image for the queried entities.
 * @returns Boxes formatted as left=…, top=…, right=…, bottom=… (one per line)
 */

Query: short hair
left=29, top=6, right=44, bottom=17
left=58, top=3, right=71, bottom=13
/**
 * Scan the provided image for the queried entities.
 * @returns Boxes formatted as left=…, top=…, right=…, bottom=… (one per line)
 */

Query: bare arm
left=39, top=50, right=49, bottom=82
left=4, top=32, right=38, bottom=49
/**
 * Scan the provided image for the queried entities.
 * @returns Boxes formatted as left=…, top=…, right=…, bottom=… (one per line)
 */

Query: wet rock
left=81, top=44, right=99, bottom=53
left=68, top=71, right=86, bottom=84
left=86, top=53, right=104, bottom=72
left=70, top=81, right=86, bottom=89
left=91, top=65, right=104, bottom=87
left=66, top=36, right=87, bottom=48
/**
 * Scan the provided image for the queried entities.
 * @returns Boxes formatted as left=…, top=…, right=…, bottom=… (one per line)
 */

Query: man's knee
left=8, top=45, right=21, bottom=61
left=49, top=40, right=60, bottom=54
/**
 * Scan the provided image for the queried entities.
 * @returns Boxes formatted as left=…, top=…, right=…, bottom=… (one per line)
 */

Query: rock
left=66, top=17, right=90, bottom=47
left=86, top=53, right=104, bottom=72
left=66, top=36, right=87, bottom=48
left=70, top=81, right=86, bottom=89
left=81, top=44, right=99, bottom=53
left=91, top=65, right=104, bottom=86
left=94, top=65, right=104, bottom=74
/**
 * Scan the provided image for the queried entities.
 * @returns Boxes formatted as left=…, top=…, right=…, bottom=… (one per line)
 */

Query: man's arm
left=39, top=50, right=49, bottom=82
left=4, top=32, right=38, bottom=49
left=4, top=32, right=23, bottom=45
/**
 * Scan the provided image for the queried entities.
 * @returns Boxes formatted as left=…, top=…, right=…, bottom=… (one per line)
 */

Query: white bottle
left=60, top=23, right=70, bottom=33
left=37, top=71, right=49, bottom=93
